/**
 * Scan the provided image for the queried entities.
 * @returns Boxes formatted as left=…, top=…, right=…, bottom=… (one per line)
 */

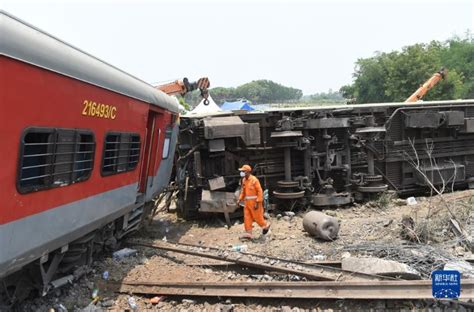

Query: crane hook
left=201, top=89, right=210, bottom=105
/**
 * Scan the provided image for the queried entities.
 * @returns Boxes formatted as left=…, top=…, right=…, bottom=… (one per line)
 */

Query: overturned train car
left=177, top=100, right=474, bottom=219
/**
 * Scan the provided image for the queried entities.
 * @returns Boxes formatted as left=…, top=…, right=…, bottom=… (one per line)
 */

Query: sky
left=1, top=0, right=473, bottom=95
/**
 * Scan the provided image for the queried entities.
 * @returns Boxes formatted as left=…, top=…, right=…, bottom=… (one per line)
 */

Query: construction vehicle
left=405, top=68, right=446, bottom=102
left=156, top=77, right=211, bottom=104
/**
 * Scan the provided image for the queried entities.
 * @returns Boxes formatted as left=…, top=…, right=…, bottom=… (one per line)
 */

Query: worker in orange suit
left=237, top=165, right=270, bottom=240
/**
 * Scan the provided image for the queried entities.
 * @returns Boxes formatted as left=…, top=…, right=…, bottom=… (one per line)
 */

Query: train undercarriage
left=0, top=202, right=153, bottom=306
left=176, top=100, right=474, bottom=219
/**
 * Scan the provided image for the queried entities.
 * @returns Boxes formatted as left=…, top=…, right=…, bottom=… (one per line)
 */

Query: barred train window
left=101, top=132, right=140, bottom=176
left=18, top=128, right=95, bottom=194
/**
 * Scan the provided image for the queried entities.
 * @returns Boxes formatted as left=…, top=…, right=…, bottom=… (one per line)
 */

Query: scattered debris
left=218, top=303, right=235, bottom=312
left=450, top=218, right=474, bottom=252
left=150, top=296, right=162, bottom=304
left=302, top=211, right=340, bottom=241
left=101, top=299, right=114, bottom=307
left=342, top=242, right=461, bottom=278
left=406, top=197, right=418, bottom=206
left=73, top=266, right=91, bottom=280
left=231, top=244, right=248, bottom=252
left=53, top=303, right=68, bottom=312
left=400, top=216, right=418, bottom=242
left=18, top=189, right=474, bottom=311
left=127, top=296, right=138, bottom=311
left=383, top=219, right=393, bottom=227
left=341, top=257, right=421, bottom=279
left=444, top=260, right=474, bottom=278
left=394, top=198, right=407, bottom=206
left=91, top=288, right=99, bottom=300
left=340, top=252, right=351, bottom=259
left=312, top=254, right=326, bottom=261
left=182, top=299, right=197, bottom=304
left=79, top=303, right=101, bottom=312
left=50, top=275, right=74, bottom=289
left=112, top=248, right=138, bottom=260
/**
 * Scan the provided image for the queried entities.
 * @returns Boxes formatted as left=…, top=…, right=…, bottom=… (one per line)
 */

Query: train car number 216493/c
left=82, top=100, right=117, bottom=119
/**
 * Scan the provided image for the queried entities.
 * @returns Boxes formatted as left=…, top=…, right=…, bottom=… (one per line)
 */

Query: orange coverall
left=239, top=174, right=267, bottom=231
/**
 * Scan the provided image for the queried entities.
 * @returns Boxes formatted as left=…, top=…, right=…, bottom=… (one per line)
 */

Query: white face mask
left=240, top=171, right=246, bottom=177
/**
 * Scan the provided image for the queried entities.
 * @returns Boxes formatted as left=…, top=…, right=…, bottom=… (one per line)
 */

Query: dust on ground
left=17, top=190, right=474, bottom=311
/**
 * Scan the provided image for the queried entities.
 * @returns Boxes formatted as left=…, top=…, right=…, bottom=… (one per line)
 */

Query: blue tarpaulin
left=220, top=100, right=255, bottom=111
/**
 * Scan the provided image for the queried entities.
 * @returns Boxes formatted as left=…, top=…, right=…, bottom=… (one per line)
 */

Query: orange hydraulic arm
left=156, top=77, right=210, bottom=104
left=405, top=68, right=446, bottom=103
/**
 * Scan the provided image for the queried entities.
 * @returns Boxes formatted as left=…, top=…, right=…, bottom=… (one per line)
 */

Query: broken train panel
left=176, top=100, right=474, bottom=218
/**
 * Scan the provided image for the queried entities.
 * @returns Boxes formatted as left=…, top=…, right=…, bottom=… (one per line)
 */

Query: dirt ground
left=17, top=190, right=474, bottom=311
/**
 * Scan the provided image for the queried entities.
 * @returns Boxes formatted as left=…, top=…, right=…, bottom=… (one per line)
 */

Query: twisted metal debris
left=341, top=241, right=464, bottom=278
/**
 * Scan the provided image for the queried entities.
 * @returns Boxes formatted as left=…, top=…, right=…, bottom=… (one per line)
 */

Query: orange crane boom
left=156, top=77, right=210, bottom=104
left=405, top=68, right=446, bottom=103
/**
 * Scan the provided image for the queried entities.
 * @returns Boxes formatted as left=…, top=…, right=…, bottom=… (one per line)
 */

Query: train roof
left=183, top=99, right=474, bottom=119
left=0, top=11, right=179, bottom=113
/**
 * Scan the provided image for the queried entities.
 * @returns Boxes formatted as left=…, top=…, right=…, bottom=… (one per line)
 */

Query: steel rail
left=163, top=240, right=347, bottom=269
left=113, top=279, right=474, bottom=299
left=129, top=241, right=394, bottom=281
left=140, top=239, right=396, bottom=278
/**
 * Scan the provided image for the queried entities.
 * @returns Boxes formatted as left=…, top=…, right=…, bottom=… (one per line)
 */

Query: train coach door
left=138, top=110, right=163, bottom=193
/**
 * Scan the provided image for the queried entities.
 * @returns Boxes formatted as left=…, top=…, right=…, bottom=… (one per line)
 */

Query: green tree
left=341, top=34, right=472, bottom=103
left=206, top=80, right=302, bottom=105
left=302, top=89, right=345, bottom=104
left=441, top=32, right=474, bottom=98
left=178, top=97, right=191, bottom=111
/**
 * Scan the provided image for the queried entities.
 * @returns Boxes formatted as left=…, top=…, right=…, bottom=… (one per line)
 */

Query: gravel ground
left=14, top=189, right=474, bottom=311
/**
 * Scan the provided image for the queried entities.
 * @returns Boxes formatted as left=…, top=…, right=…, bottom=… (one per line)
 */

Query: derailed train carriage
left=177, top=100, right=474, bottom=219
left=0, top=11, right=179, bottom=300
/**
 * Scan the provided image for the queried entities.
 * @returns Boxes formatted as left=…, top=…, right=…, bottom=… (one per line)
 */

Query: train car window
left=162, top=128, right=173, bottom=159
left=101, top=132, right=140, bottom=176
left=18, top=128, right=95, bottom=194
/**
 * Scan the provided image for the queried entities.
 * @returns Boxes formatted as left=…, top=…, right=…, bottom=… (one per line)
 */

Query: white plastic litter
left=406, top=197, right=418, bottom=205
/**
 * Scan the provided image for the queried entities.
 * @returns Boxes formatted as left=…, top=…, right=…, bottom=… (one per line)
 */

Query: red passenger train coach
left=0, top=11, right=179, bottom=297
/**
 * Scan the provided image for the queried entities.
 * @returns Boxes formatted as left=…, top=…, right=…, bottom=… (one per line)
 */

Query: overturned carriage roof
left=0, top=10, right=179, bottom=113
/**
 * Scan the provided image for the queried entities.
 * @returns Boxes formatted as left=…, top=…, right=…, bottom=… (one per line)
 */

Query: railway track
left=127, top=240, right=395, bottom=282
left=109, top=279, right=474, bottom=300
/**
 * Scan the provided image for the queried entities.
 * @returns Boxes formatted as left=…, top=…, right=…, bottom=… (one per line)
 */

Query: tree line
left=340, top=33, right=473, bottom=103
left=185, top=79, right=303, bottom=106
left=182, top=33, right=472, bottom=108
